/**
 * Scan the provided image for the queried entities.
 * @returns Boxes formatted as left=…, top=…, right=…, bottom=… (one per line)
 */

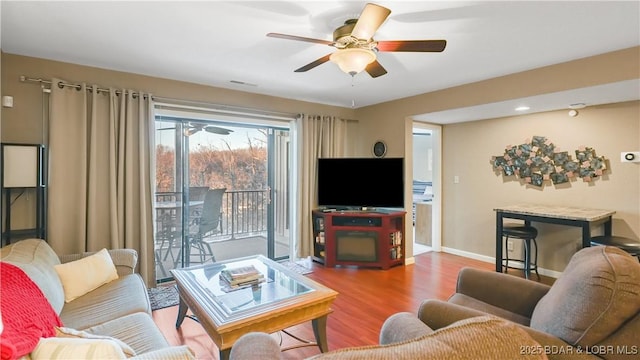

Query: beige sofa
left=0, top=238, right=194, bottom=359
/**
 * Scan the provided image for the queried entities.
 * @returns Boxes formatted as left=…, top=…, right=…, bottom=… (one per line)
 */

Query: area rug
left=279, top=260, right=314, bottom=275
left=148, top=284, right=179, bottom=311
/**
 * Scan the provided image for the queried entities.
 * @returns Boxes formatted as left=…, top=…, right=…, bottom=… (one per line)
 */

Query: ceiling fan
left=266, top=3, right=447, bottom=78
left=184, top=123, right=233, bottom=136
left=158, top=123, right=234, bottom=136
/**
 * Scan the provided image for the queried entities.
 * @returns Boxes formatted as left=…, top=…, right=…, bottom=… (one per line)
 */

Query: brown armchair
left=230, top=315, right=546, bottom=360
left=418, top=246, right=640, bottom=359
left=228, top=246, right=639, bottom=360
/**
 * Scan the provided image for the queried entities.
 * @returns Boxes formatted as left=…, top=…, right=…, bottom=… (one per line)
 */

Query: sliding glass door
left=154, top=112, right=290, bottom=282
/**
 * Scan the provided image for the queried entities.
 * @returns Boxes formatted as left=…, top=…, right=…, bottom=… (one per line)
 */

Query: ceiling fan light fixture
left=184, top=128, right=199, bottom=136
left=330, top=48, right=376, bottom=76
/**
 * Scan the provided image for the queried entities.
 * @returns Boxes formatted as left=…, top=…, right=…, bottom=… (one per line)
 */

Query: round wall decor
left=373, top=140, right=387, bottom=158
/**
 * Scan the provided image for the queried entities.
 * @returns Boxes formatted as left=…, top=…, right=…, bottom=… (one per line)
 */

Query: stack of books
left=220, top=265, right=265, bottom=290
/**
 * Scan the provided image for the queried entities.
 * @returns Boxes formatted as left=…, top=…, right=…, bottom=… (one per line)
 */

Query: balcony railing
left=222, top=189, right=268, bottom=238
left=155, top=189, right=268, bottom=240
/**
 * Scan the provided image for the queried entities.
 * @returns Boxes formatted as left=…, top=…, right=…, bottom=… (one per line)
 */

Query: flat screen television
left=317, top=157, right=404, bottom=209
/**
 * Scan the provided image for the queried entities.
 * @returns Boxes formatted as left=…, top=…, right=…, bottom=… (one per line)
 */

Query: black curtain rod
left=20, top=76, right=148, bottom=99
left=19, top=75, right=298, bottom=121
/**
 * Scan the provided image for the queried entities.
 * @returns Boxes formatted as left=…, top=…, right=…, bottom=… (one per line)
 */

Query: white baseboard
left=441, top=246, right=562, bottom=279
left=404, top=256, right=416, bottom=265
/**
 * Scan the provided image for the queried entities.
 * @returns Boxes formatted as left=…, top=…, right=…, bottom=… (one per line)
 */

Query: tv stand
left=312, top=209, right=406, bottom=270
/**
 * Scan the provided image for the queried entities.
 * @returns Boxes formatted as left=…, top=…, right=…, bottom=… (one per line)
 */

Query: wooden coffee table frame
left=171, top=256, right=338, bottom=360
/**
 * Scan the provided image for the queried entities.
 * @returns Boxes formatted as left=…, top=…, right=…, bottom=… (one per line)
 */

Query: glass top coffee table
left=170, top=255, right=338, bottom=360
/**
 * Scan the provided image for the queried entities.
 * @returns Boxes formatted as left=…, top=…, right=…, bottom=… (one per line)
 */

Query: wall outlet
left=507, top=240, right=514, bottom=252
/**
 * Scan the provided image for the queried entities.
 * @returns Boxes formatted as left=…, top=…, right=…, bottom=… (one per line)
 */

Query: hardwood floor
left=152, top=251, right=554, bottom=359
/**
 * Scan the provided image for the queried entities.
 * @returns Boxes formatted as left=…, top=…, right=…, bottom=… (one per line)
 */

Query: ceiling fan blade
left=184, top=128, right=201, bottom=136
left=204, top=126, right=233, bottom=135
left=365, top=60, right=388, bottom=78
left=266, top=33, right=334, bottom=46
left=351, top=3, right=391, bottom=40
left=377, top=40, right=447, bottom=52
left=294, top=54, right=332, bottom=72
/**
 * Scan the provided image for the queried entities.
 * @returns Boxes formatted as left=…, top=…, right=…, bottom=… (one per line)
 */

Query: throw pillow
left=54, top=248, right=119, bottom=302
left=0, top=262, right=63, bottom=360
left=55, top=327, right=136, bottom=358
left=31, top=338, right=127, bottom=360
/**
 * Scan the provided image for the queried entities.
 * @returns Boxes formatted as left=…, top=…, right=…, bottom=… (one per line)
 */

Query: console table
left=494, top=204, right=615, bottom=273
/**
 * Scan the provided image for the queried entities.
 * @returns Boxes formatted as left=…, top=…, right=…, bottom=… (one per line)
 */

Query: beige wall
left=1, top=53, right=356, bottom=144
left=1, top=47, right=639, bottom=272
left=442, top=101, right=639, bottom=272
left=0, top=53, right=356, bottom=230
left=357, top=46, right=640, bottom=272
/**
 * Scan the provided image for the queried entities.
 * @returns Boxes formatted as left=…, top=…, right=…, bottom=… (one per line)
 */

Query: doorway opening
left=412, top=122, right=442, bottom=255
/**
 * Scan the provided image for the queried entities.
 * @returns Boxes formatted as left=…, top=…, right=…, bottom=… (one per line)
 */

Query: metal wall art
left=491, top=136, right=608, bottom=188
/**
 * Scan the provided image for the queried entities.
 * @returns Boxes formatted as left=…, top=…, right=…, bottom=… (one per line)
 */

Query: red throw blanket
left=0, top=262, right=63, bottom=360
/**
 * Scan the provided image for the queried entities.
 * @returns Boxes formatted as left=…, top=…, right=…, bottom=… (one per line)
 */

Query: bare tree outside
left=155, top=131, right=267, bottom=192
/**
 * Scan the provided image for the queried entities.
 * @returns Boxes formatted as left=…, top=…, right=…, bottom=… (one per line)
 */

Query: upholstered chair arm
left=455, top=267, right=551, bottom=318
left=418, top=300, right=596, bottom=360
left=591, top=311, right=640, bottom=354
left=58, top=248, right=138, bottom=276
left=379, top=312, right=434, bottom=345
left=130, top=345, right=196, bottom=359
left=229, top=332, right=281, bottom=360
left=418, top=299, right=489, bottom=330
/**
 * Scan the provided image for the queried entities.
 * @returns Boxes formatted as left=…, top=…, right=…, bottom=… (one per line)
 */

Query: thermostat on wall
left=621, top=152, right=640, bottom=163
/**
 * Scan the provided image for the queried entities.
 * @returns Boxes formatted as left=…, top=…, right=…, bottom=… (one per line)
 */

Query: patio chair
left=188, top=186, right=209, bottom=220
left=154, top=203, right=181, bottom=272
left=184, top=188, right=226, bottom=264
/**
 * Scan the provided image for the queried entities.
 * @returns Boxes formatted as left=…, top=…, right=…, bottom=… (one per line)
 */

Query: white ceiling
left=2, top=1, right=639, bottom=123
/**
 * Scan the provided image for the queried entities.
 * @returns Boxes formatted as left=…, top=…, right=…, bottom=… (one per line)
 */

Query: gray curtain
left=295, top=114, right=348, bottom=258
left=48, top=79, right=155, bottom=286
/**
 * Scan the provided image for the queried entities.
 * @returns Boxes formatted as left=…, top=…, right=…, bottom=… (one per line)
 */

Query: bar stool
left=502, top=224, right=540, bottom=280
left=590, top=235, right=640, bottom=260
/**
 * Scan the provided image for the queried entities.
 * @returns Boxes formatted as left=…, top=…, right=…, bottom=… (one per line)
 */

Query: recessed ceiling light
left=515, top=106, right=530, bottom=111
